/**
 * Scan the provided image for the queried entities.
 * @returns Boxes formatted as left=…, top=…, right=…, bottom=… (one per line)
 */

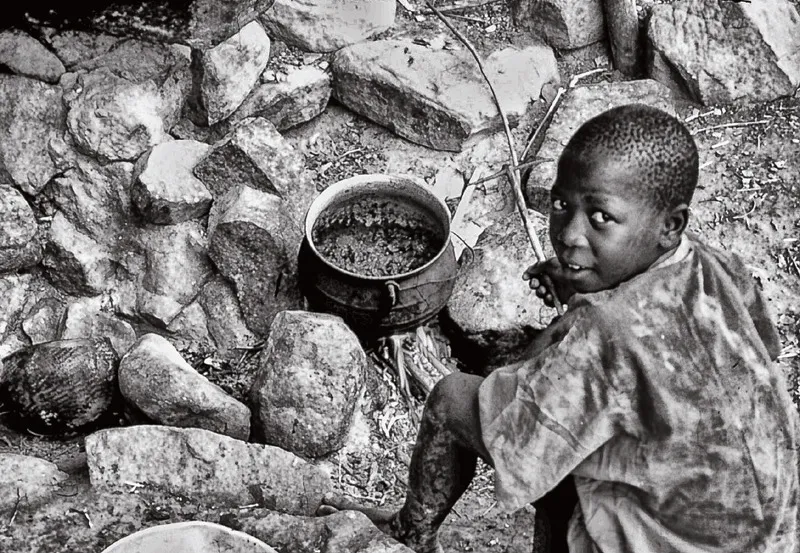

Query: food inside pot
left=312, top=196, right=444, bottom=277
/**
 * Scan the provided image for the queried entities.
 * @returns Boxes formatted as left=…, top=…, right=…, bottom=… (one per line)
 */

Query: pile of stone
left=0, top=0, right=798, bottom=549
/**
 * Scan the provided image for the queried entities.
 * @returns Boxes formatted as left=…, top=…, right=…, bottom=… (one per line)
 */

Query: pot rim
left=304, top=173, right=453, bottom=281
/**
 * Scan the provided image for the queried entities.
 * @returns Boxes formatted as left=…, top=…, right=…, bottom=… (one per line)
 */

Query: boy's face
left=549, top=156, right=672, bottom=294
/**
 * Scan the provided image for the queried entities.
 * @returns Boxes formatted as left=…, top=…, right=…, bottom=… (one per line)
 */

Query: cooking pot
left=100, top=521, right=276, bottom=553
left=298, top=174, right=457, bottom=339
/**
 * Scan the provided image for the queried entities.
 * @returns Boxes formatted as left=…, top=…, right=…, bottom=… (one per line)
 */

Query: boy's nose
left=556, top=215, right=589, bottom=248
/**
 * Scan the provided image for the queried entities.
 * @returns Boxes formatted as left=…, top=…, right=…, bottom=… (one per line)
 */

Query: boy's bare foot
left=317, top=495, right=444, bottom=553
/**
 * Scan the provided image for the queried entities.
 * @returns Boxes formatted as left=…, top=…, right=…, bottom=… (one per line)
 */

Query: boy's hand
left=522, top=257, right=575, bottom=308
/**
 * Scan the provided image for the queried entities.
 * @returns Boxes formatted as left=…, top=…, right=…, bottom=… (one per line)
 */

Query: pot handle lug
left=385, top=280, right=400, bottom=309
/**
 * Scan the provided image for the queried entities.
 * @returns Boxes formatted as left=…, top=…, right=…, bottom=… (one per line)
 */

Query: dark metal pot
left=298, top=174, right=457, bottom=339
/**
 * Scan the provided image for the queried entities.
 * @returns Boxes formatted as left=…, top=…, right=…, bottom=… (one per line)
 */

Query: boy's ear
left=660, top=203, right=689, bottom=249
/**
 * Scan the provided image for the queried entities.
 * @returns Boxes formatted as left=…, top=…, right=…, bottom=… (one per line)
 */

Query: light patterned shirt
left=479, top=236, right=799, bottom=553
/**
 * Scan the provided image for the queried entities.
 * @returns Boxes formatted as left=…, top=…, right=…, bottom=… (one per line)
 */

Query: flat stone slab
left=85, top=425, right=331, bottom=514
left=332, top=40, right=559, bottom=152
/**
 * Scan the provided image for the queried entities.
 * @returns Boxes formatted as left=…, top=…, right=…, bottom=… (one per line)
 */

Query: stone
left=0, top=184, right=42, bottom=273
left=231, top=65, right=332, bottom=130
left=194, top=117, right=308, bottom=201
left=188, top=21, right=272, bottom=126
left=46, top=154, right=137, bottom=244
left=332, top=40, right=559, bottom=152
left=165, top=300, right=215, bottom=350
left=22, top=298, right=65, bottom=345
left=131, top=140, right=213, bottom=224
left=199, top=276, right=259, bottom=352
left=511, top=0, right=605, bottom=50
left=42, top=213, right=119, bottom=297
left=0, top=454, right=68, bottom=513
left=0, top=29, right=65, bottom=84
left=119, top=334, right=251, bottom=440
left=524, top=79, right=675, bottom=203
left=64, top=40, right=191, bottom=161
left=208, top=186, right=304, bottom=337
left=85, top=425, right=331, bottom=514
left=260, top=0, right=396, bottom=53
left=446, top=210, right=556, bottom=375
left=0, top=75, right=65, bottom=195
left=241, top=510, right=413, bottom=553
left=648, top=0, right=800, bottom=105
left=0, top=274, right=32, bottom=358
left=23, top=0, right=276, bottom=51
left=0, top=338, right=118, bottom=434
left=41, top=29, right=121, bottom=69
left=249, top=311, right=367, bottom=458
left=135, top=221, right=214, bottom=327
left=59, top=296, right=137, bottom=357
left=604, top=0, right=640, bottom=76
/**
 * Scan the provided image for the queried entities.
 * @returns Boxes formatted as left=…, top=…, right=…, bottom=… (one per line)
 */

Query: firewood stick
left=404, top=356, right=437, bottom=396
left=425, top=1, right=565, bottom=315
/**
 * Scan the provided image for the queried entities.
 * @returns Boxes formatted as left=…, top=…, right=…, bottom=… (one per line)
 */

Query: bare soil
left=2, top=2, right=800, bottom=552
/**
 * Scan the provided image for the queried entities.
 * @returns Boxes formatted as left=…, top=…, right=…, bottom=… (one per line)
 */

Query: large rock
left=231, top=65, right=332, bottom=131
left=241, top=510, right=414, bottom=553
left=524, top=79, right=676, bottom=203
left=64, top=40, right=191, bottom=161
left=188, top=21, right=272, bottom=126
left=0, top=338, right=118, bottom=434
left=59, top=295, right=137, bottom=357
left=42, top=29, right=121, bottom=70
left=199, top=276, right=259, bottom=352
left=23, top=0, right=276, bottom=51
left=332, top=40, right=559, bottom=152
left=0, top=29, right=65, bottom=84
left=511, top=0, right=605, bottom=50
left=0, top=184, right=42, bottom=273
left=85, top=425, right=331, bottom=514
left=648, top=0, right=800, bottom=104
left=119, top=334, right=250, bottom=440
left=46, top=152, right=137, bottom=243
left=42, top=212, right=119, bottom=297
left=208, top=186, right=304, bottom=337
left=135, top=221, right=214, bottom=326
left=249, top=311, right=367, bottom=458
left=165, top=300, right=216, bottom=350
left=131, top=140, right=213, bottom=224
left=194, top=117, right=307, bottom=200
left=0, top=75, right=65, bottom=195
left=260, top=0, right=396, bottom=53
left=0, top=454, right=68, bottom=512
left=446, top=211, right=556, bottom=375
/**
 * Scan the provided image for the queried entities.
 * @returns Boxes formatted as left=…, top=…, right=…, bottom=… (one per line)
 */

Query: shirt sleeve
left=478, top=307, right=628, bottom=512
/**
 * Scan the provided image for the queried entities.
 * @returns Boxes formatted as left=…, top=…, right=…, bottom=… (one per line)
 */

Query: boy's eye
left=551, top=199, right=567, bottom=211
left=590, top=211, right=612, bottom=224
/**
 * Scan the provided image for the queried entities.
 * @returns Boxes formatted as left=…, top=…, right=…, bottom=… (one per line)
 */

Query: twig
left=422, top=0, right=503, bottom=14
left=691, top=119, right=771, bottom=136
left=426, top=0, right=564, bottom=315
left=520, top=87, right=565, bottom=161
left=397, top=0, right=416, bottom=12
left=445, top=13, right=488, bottom=24
left=467, top=159, right=549, bottom=188
left=9, top=488, right=20, bottom=524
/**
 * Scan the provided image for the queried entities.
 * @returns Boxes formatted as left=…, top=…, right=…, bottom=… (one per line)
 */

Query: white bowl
left=100, top=521, right=276, bottom=553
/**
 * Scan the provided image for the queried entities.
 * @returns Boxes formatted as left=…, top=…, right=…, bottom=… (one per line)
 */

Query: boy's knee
left=427, top=373, right=477, bottom=418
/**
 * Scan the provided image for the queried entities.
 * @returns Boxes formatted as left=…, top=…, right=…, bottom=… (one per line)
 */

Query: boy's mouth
left=566, top=263, right=585, bottom=271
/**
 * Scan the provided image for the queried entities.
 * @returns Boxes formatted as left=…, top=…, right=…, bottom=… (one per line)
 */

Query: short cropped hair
left=559, top=104, right=699, bottom=211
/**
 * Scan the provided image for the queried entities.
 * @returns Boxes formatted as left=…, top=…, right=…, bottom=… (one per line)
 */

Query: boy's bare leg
left=322, top=373, right=489, bottom=553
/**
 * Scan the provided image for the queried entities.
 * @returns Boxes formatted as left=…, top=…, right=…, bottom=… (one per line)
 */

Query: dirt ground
left=2, top=1, right=800, bottom=552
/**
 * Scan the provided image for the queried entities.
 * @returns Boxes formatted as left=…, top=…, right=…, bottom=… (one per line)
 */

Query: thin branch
left=520, top=87, right=565, bottom=161
left=422, top=0, right=504, bottom=14
left=425, top=1, right=564, bottom=314
left=690, top=119, right=771, bottom=136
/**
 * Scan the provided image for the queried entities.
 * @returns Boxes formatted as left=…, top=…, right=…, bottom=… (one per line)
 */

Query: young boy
left=321, top=104, right=800, bottom=553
